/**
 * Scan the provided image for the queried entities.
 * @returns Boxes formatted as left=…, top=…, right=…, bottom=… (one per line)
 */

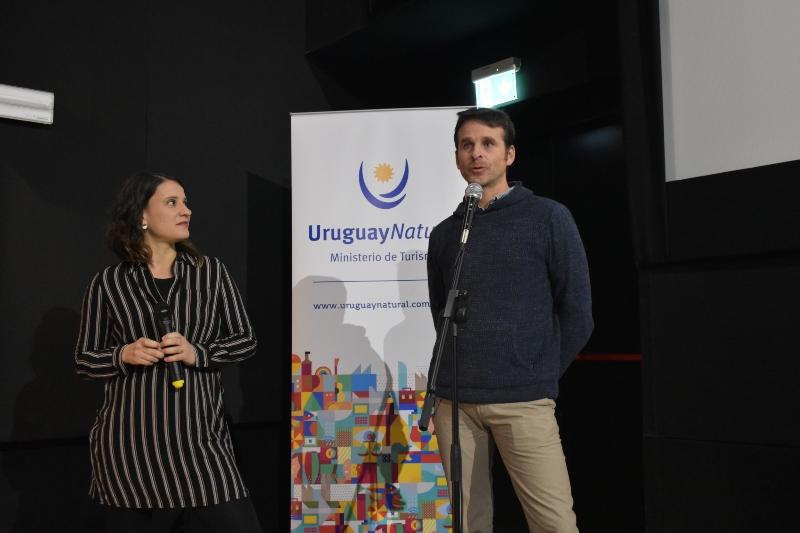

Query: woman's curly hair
left=106, top=171, right=203, bottom=266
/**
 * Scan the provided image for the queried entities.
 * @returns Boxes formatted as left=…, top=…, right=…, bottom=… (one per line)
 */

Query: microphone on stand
left=156, top=303, right=185, bottom=390
left=420, top=183, right=484, bottom=431
left=460, top=183, right=484, bottom=245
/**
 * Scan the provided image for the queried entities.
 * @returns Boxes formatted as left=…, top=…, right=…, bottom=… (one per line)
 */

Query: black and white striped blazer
left=75, top=253, right=257, bottom=508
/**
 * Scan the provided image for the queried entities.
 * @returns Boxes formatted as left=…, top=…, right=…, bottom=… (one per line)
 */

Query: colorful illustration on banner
left=359, top=159, right=409, bottom=210
left=291, top=351, right=452, bottom=533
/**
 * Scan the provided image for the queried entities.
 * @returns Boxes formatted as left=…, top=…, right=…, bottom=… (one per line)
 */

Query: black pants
left=104, top=497, right=262, bottom=533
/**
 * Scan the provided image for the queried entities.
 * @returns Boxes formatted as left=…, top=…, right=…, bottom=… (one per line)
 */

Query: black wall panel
left=245, top=175, right=290, bottom=422
left=560, top=360, right=644, bottom=533
left=1, top=0, right=324, bottom=529
left=0, top=0, right=147, bottom=441
left=619, top=0, right=800, bottom=528
left=644, top=438, right=800, bottom=533
left=665, top=160, right=800, bottom=262
left=232, top=425, right=286, bottom=531
left=641, top=262, right=800, bottom=446
left=0, top=440, right=104, bottom=532
left=553, top=125, right=638, bottom=354
left=639, top=258, right=800, bottom=529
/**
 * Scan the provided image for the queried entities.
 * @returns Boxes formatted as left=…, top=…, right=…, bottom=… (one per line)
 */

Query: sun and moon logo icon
left=358, top=159, right=409, bottom=209
left=373, top=163, right=394, bottom=183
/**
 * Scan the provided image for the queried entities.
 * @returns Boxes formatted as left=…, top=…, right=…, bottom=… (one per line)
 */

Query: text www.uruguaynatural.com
left=313, top=300, right=430, bottom=311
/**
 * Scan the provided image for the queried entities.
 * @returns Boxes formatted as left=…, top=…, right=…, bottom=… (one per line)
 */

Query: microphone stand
left=420, top=198, right=477, bottom=533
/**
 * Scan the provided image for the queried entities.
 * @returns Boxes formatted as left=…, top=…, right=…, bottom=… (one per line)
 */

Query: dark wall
left=619, top=0, right=800, bottom=530
left=0, top=0, right=327, bottom=530
left=2, top=1, right=644, bottom=531
left=1, top=0, right=147, bottom=442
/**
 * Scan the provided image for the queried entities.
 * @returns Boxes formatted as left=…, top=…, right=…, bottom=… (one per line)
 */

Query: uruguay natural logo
left=358, top=159, right=409, bottom=209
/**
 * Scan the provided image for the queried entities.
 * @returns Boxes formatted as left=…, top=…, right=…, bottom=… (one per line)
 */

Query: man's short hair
left=453, top=107, right=516, bottom=149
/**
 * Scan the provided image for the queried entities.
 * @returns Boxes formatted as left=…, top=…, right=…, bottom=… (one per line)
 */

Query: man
left=427, top=107, right=593, bottom=532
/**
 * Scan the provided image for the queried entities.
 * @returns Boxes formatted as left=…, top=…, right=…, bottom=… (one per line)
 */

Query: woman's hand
left=160, top=332, right=197, bottom=367
left=121, top=338, right=164, bottom=366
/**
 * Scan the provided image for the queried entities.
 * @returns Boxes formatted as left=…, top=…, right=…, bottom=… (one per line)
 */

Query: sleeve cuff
left=113, top=345, right=129, bottom=376
left=193, top=343, right=210, bottom=368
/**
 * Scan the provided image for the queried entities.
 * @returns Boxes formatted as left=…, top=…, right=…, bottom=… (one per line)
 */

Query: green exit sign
left=472, top=57, right=521, bottom=108
left=474, top=70, right=518, bottom=108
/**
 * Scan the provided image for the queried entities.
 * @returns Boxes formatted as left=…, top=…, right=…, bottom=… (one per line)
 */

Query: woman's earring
left=142, top=223, right=148, bottom=230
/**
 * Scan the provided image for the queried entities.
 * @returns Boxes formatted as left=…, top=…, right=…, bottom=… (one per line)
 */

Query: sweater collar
left=453, top=181, right=532, bottom=218
left=480, top=185, right=515, bottom=210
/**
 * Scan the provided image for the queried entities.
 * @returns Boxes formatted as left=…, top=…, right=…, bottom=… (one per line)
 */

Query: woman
left=74, top=172, right=261, bottom=532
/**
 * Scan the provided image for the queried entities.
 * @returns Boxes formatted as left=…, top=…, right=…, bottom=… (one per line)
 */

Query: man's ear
left=506, top=145, right=516, bottom=166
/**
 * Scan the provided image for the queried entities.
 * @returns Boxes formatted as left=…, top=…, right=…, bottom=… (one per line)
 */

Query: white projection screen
left=660, top=0, right=800, bottom=181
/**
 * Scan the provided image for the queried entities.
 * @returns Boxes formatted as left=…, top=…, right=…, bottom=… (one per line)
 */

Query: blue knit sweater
left=426, top=183, right=593, bottom=404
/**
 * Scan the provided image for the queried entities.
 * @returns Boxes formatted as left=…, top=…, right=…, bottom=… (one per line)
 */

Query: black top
left=153, top=276, right=174, bottom=303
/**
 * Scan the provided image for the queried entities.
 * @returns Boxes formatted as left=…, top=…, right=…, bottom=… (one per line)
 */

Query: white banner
left=291, top=107, right=466, bottom=532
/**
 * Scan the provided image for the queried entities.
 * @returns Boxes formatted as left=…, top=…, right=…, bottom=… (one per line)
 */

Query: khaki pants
left=434, top=398, right=578, bottom=533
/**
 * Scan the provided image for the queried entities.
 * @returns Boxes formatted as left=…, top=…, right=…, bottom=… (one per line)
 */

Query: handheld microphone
left=460, top=183, right=484, bottom=244
left=156, top=303, right=185, bottom=390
